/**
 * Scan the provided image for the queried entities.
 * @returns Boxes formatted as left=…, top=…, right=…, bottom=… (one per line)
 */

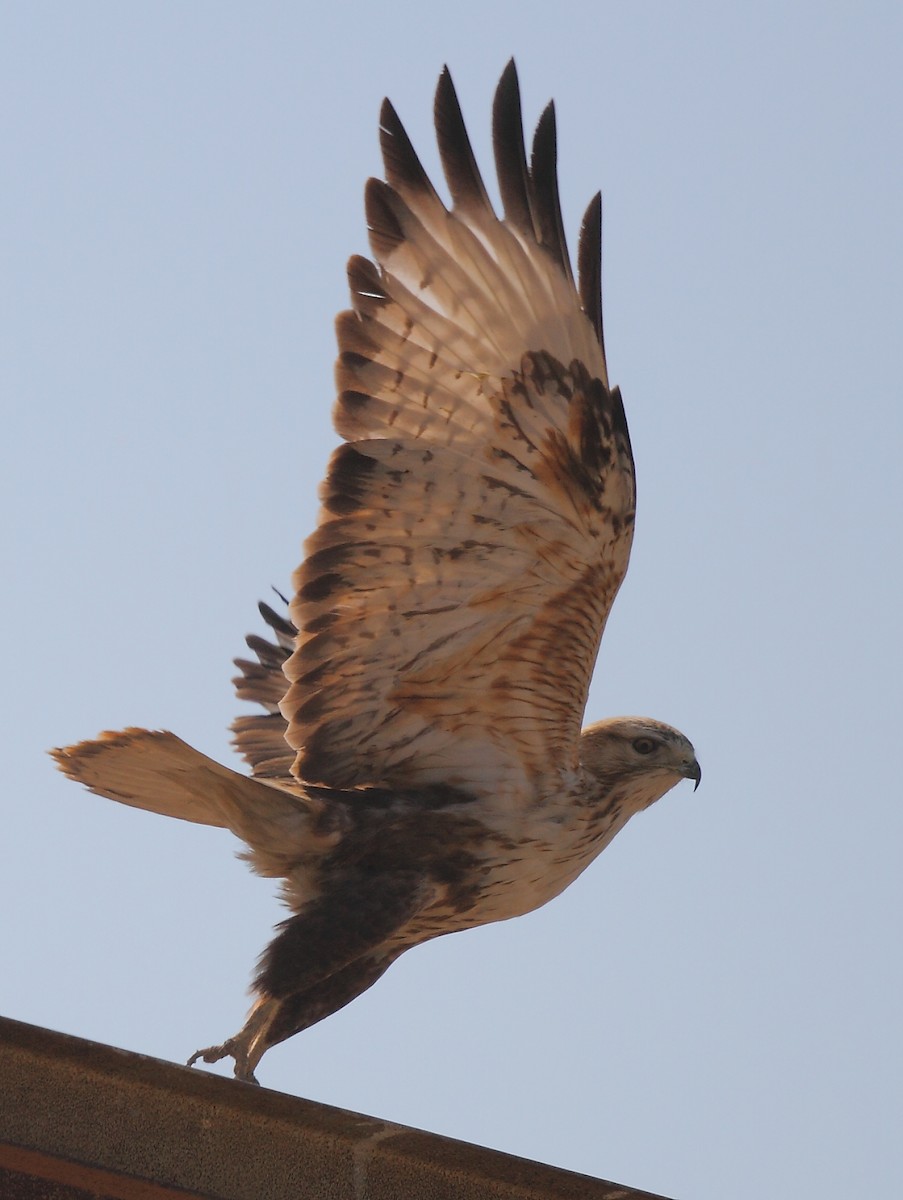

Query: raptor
left=53, top=61, right=700, bottom=1083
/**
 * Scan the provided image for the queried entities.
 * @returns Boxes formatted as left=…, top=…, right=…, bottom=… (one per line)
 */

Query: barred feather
left=281, top=64, right=633, bottom=797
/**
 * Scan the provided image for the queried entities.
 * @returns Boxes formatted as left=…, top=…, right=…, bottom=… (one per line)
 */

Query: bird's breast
left=407, top=788, right=632, bottom=937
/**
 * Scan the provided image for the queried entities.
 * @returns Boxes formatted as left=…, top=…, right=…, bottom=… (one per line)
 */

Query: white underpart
left=406, top=766, right=686, bottom=939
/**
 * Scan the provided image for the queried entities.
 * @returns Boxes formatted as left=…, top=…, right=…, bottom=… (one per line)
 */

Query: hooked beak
left=683, top=758, right=702, bottom=791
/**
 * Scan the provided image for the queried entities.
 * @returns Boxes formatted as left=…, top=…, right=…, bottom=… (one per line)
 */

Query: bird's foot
left=187, top=996, right=282, bottom=1084
left=187, top=1038, right=260, bottom=1084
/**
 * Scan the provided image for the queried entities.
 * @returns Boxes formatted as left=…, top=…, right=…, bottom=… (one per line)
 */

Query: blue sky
left=3, top=3, right=901, bottom=1197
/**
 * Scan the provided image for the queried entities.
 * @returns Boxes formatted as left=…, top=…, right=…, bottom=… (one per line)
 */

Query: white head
left=579, top=716, right=700, bottom=815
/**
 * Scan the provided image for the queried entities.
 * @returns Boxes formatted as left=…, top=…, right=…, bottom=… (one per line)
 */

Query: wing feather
left=232, top=600, right=298, bottom=779
left=577, top=191, right=605, bottom=355
left=528, top=102, right=573, bottom=286
left=282, top=64, right=635, bottom=803
left=492, top=60, right=534, bottom=242
left=434, top=66, right=494, bottom=219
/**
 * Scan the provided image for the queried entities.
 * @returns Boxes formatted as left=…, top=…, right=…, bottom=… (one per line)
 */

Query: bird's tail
left=50, top=728, right=339, bottom=878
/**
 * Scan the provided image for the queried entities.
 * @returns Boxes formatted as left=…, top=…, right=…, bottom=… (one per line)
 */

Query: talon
left=187, top=1042, right=230, bottom=1068
left=187, top=1036, right=261, bottom=1084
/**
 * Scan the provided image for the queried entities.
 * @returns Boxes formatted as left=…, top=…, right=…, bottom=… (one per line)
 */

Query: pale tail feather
left=50, top=728, right=332, bottom=878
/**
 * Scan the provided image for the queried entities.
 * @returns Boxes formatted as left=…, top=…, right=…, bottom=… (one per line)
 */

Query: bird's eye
left=632, top=736, right=658, bottom=755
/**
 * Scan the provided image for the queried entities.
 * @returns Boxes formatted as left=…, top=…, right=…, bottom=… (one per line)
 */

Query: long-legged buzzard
left=53, top=62, right=700, bottom=1083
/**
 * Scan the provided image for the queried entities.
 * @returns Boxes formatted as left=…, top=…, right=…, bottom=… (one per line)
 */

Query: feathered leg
left=189, top=867, right=428, bottom=1082
left=188, top=953, right=397, bottom=1083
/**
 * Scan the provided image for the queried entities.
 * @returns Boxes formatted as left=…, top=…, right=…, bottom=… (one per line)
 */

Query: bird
left=51, top=60, right=700, bottom=1084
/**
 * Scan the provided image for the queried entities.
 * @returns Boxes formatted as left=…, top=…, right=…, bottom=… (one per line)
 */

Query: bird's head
left=578, top=717, right=701, bottom=814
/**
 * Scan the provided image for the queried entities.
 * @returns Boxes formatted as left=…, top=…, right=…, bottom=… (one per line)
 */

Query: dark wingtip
left=577, top=191, right=604, bottom=353
left=492, top=59, right=533, bottom=237
left=257, top=599, right=296, bottom=639
left=497, top=58, right=520, bottom=107
left=379, top=96, right=436, bottom=200
left=529, top=99, right=573, bottom=283
left=364, top=177, right=406, bottom=258
left=347, top=254, right=388, bottom=303
left=434, top=63, right=492, bottom=215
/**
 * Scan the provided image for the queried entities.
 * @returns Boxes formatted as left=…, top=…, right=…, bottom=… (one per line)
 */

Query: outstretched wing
left=282, top=62, right=636, bottom=803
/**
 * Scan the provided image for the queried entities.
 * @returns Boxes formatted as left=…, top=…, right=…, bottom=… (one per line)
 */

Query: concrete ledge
left=0, top=1015, right=673, bottom=1199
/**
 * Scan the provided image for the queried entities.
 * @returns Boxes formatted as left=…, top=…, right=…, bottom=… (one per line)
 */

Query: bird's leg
left=187, top=995, right=282, bottom=1084
left=187, top=952, right=399, bottom=1083
left=188, top=869, right=427, bottom=1082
